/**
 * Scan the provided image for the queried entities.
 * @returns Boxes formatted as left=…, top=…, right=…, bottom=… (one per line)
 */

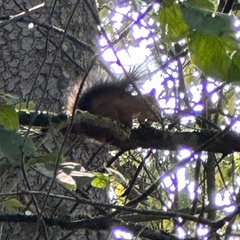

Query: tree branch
left=0, top=214, right=179, bottom=240
left=19, top=111, right=240, bottom=154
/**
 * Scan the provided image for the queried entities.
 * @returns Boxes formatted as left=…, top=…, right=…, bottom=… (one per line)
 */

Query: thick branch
left=0, top=214, right=179, bottom=240
left=19, top=111, right=240, bottom=154
left=69, top=112, right=240, bottom=154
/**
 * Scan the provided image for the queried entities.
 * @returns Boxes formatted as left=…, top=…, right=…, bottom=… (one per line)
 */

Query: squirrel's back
left=78, top=81, right=128, bottom=110
left=78, top=79, right=160, bottom=128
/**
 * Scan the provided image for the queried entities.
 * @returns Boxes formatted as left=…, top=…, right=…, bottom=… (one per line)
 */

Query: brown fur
left=78, top=81, right=160, bottom=128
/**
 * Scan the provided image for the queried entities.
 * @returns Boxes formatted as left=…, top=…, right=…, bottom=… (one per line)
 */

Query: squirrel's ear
left=148, top=88, right=156, bottom=97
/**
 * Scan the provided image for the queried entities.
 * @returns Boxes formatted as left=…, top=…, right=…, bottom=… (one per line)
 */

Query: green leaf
left=162, top=219, right=173, bottom=232
left=91, top=173, right=110, bottom=188
left=56, top=172, right=77, bottom=191
left=0, top=105, right=19, bottom=130
left=15, top=100, right=36, bottom=112
left=157, top=2, right=189, bottom=42
left=0, top=129, right=37, bottom=164
left=115, top=184, right=125, bottom=196
left=180, top=2, right=236, bottom=37
left=0, top=92, right=19, bottom=105
left=189, top=32, right=240, bottom=82
left=33, top=164, right=54, bottom=178
left=58, top=162, right=94, bottom=189
left=27, top=152, right=64, bottom=169
left=186, top=0, right=216, bottom=11
left=106, top=167, right=127, bottom=185
left=228, top=52, right=240, bottom=82
left=2, top=198, right=25, bottom=213
left=31, top=162, right=94, bottom=190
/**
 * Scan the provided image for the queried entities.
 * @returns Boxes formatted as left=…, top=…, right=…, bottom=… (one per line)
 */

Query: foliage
left=96, top=0, right=240, bottom=239
left=0, top=128, right=37, bottom=164
left=1, top=0, right=240, bottom=239
left=158, top=1, right=240, bottom=83
left=0, top=93, right=19, bottom=130
left=1, top=198, right=25, bottom=213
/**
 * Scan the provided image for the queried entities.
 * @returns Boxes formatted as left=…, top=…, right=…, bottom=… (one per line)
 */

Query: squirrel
left=77, top=76, right=160, bottom=128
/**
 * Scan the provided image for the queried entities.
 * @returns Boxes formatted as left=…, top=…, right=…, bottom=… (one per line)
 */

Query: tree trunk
left=0, top=0, right=112, bottom=239
left=0, top=0, right=98, bottom=112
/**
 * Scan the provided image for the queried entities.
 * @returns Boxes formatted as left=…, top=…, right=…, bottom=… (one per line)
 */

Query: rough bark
left=0, top=0, right=97, bottom=112
left=0, top=0, right=113, bottom=239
